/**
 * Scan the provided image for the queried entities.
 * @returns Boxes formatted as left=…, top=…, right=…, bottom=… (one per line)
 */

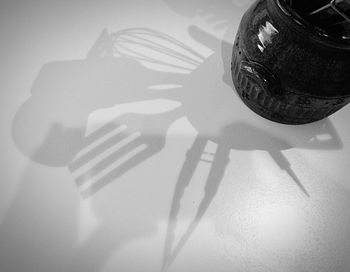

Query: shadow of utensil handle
left=269, top=149, right=310, bottom=196
left=240, top=60, right=283, bottom=97
left=188, top=25, right=222, bottom=51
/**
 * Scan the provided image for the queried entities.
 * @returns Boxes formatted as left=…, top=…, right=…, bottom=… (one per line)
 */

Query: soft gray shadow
left=0, top=140, right=80, bottom=272
left=163, top=0, right=253, bottom=30
left=11, top=28, right=194, bottom=272
left=69, top=109, right=183, bottom=198
left=161, top=25, right=343, bottom=270
left=12, top=28, right=193, bottom=197
left=10, top=25, right=343, bottom=272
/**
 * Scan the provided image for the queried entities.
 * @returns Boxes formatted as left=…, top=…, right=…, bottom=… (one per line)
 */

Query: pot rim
left=267, top=0, right=350, bottom=49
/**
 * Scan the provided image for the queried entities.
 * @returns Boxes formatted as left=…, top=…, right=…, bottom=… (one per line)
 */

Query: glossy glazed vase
left=231, top=0, right=350, bottom=124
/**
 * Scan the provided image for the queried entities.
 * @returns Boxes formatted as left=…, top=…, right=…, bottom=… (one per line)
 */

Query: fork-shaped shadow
left=68, top=107, right=184, bottom=198
left=161, top=25, right=343, bottom=270
left=12, top=27, right=197, bottom=177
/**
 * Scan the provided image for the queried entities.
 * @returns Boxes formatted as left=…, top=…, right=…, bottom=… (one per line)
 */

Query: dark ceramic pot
left=231, top=0, right=350, bottom=124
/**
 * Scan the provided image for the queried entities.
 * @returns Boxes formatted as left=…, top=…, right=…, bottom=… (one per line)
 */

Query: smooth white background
left=1, top=1, right=350, bottom=271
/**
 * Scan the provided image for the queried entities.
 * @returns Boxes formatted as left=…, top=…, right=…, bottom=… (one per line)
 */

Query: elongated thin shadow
left=269, top=150, right=310, bottom=197
left=162, top=136, right=207, bottom=271
left=162, top=0, right=250, bottom=30
left=163, top=140, right=230, bottom=270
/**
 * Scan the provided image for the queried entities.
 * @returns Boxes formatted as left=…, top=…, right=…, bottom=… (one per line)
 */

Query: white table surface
left=1, top=1, right=350, bottom=271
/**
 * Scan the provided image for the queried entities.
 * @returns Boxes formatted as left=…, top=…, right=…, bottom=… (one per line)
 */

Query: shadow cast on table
left=9, top=27, right=201, bottom=272
left=163, top=0, right=254, bottom=30
left=10, top=24, right=342, bottom=272
left=9, top=28, right=188, bottom=272
left=160, top=26, right=343, bottom=271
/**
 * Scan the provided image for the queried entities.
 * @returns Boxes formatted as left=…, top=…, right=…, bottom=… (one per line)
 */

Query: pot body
left=231, top=0, right=350, bottom=124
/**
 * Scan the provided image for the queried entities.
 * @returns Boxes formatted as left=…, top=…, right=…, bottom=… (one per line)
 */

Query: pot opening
left=284, top=0, right=350, bottom=41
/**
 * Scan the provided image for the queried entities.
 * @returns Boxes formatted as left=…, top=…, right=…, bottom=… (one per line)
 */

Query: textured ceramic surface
left=232, top=0, right=350, bottom=124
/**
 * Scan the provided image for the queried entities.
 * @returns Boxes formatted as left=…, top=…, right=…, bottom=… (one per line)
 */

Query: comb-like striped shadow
left=69, top=107, right=184, bottom=198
